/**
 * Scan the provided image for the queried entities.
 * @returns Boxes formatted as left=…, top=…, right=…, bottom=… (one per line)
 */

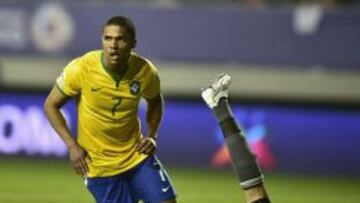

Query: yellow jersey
left=56, top=50, right=160, bottom=177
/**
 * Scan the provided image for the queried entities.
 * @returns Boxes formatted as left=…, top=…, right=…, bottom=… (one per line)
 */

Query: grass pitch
left=1, top=157, right=360, bottom=203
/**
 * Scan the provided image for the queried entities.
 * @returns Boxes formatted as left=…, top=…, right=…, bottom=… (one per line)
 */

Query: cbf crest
left=129, top=80, right=140, bottom=95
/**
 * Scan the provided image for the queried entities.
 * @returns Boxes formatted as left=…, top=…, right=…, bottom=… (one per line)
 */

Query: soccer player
left=201, top=74, right=271, bottom=203
left=44, top=16, right=176, bottom=203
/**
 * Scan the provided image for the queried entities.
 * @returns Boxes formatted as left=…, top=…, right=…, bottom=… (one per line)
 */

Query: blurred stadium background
left=1, top=0, right=360, bottom=202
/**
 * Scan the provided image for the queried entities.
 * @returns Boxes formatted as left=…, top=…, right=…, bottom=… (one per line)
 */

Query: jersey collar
left=100, top=51, right=129, bottom=87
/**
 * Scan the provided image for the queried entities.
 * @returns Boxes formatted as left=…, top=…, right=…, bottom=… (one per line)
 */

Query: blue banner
left=0, top=2, right=360, bottom=68
left=1, top=92, right=360, bottom=175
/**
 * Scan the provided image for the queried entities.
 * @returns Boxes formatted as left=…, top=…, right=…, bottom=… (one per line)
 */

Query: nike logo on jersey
left=162, top=186, right=171, bottom=193
left=91, top=87, right=102, bottom=92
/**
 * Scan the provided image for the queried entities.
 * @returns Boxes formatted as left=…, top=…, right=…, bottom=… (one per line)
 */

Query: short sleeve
left=141, top=62, right=161, bottom=99
left=56, top=58, right=83, bottom=97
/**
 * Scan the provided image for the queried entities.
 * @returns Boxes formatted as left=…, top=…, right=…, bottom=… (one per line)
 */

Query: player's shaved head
left=103, top=16, right=136, bottom=41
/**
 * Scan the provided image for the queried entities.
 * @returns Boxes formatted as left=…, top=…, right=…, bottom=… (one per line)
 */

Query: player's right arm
left=44, top=86, right=88, bottom=176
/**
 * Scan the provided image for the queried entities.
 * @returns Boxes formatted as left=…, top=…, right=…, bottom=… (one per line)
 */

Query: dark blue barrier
left=1, top=92, right=360, bottom=175
left=0, top=2, right=360, bottom=68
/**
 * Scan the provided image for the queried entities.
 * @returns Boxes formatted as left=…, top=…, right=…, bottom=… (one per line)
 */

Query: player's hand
left=136, top=137, right=157, bottom=155
left=68, top=144, right=89, bottom=176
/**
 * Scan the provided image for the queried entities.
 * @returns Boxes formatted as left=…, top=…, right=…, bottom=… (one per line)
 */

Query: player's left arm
left=136, top=93, right=164, bottom=155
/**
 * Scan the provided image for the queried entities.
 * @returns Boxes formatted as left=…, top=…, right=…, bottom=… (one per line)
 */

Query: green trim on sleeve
left=55, top=82, right=71, bottom=97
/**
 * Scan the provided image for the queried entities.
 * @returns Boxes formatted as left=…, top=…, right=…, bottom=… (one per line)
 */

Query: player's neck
left=103, top=55, right=130, bottom=76
left=108, top=62, right=127, bottom=75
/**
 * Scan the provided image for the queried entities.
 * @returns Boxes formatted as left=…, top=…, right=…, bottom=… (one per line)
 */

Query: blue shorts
left=85, top=156, right=176, bottom=203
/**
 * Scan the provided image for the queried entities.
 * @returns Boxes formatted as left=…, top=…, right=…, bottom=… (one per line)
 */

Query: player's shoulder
left=66, top=50, right=101, bottom=72
left=78, top=50, right=101, bottom=66
left=130, top=52, right=158, bottom=73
